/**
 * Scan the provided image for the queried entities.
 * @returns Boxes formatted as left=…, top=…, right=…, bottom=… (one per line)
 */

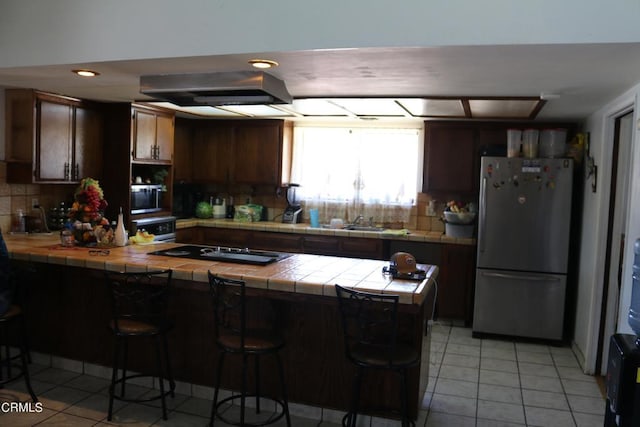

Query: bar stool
left=0, top=284, right=38, bottom=403
left=0, top=262, right=37, bottom=402
left=207, top=272, right=291, bottom=427
left=105, top=269, right=175, bottom=421
left=335, top=284, right=419, bottom=427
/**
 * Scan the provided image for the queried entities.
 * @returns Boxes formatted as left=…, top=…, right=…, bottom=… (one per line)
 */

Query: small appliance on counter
left=226, top=196, right=235, bottom=219
left=212, top=197, right=226, bottom=219
left=604, top=238, right=640, bottom=427
left=130, top=216, right=177, bottom=243
left=382, top=252, right=426, bottom=280
left=282, top=183, right=302, bottom=224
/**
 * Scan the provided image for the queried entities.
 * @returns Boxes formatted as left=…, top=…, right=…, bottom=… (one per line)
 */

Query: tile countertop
left=177, top=218, right=477, bottom=246
left=4, top=234, right=438, bottom=307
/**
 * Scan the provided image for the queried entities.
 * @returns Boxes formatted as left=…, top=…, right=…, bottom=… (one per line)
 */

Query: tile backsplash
left=0, top=160, right=448, bottom=234
left=0, top=161, right=74, bottom=233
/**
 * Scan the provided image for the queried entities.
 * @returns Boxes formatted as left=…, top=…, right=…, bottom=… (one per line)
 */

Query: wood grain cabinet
left=5, top=89, right=103, bottom=183
left=131, top=105, right=174, bottom=163
left=177, top=227, right=384, bottom=260
left=423, top=124, right=476, bottom=194
left=187, top=119, right=292, bottom=185
left=191, top=122, right=234, bottom=183
left=173, top=118, right=194, bottom=182
left=423, top=120, right=577, bottom=196
left=233, top=121, right=291, bottom=186
left=437, top=243, right=476, bottom=325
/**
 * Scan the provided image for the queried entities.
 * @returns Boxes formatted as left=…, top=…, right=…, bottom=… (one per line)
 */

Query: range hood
left=139, top=71, right=292, bottom=106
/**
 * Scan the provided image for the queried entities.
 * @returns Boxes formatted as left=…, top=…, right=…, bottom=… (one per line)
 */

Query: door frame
left=595, top=109, right=634, bottom=374
left=580, top=96, right=635, bottom=374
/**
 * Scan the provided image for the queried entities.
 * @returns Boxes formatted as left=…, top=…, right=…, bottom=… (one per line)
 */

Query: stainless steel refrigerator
left=473, top=156, right=573, bottom=341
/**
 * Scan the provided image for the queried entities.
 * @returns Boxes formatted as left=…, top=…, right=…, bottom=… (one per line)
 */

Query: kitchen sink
left=342, top=225, right=385, bottom=232
left=149, top=245, right=292, bottom=265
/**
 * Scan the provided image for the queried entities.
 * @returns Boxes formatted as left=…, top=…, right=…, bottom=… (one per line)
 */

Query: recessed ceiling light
left=72, top=69, right=100, bottom=77
left=249, top=59, right=279, bottom=69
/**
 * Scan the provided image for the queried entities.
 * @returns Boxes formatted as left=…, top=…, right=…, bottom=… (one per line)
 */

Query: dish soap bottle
left=114, top=207, right=127, bottom=247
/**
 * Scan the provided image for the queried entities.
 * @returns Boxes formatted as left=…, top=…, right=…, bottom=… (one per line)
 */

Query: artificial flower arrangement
left=68, top=177, right=112, bottom=245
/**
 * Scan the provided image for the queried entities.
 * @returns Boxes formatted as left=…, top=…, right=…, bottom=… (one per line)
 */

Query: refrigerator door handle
left=479, top=176, right=487, bottom=253
left=480, top=271, right=562, bottom=282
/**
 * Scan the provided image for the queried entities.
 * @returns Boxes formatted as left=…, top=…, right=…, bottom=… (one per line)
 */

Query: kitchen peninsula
left=5, top=234, right=437, bottom=421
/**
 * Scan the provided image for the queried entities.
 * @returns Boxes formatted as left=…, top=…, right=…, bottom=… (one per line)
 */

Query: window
left=290, top=125, right=421, bottom=224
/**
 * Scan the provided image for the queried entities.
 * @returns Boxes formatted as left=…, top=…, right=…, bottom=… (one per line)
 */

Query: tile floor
left=0, top=324, right=606, bottom=426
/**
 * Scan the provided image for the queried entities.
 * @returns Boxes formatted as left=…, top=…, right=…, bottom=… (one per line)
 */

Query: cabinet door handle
left=155, top=145, right=160, bottom=159
left=64, top=162, right=69, bottom=180
left=74, top=164, right=79, bottom=180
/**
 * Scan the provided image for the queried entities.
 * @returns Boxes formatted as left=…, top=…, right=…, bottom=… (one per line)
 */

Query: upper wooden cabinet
left=188, top=119, right=292, bottom=186
left=422, top=120, right=578, bottom=195
left=233, top=121, right=291, bottom=185
left=173, top=118, right=194, bottom=183
left=191, top=122, right=234, bottom=183
left=5, top=89, right=103, bottom=183
left=131, top=105, right=174, bottom=163
left=423, top=124, right=476, bottom=194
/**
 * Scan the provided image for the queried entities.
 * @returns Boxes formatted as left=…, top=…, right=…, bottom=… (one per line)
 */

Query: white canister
left=522, top=129, right=539, bottom=158
left=507, top=129, right=522, bottom=158
left=539, top=128, right=567, bottom=158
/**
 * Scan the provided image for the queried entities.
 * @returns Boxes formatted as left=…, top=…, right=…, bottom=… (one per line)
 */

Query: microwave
left=131, top=184, right=163, bottom=214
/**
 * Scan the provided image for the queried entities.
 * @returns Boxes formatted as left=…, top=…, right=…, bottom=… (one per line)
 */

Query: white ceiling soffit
left=148, top=96, right=544, bottom=120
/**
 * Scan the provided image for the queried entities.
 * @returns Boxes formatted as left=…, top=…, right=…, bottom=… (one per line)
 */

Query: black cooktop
left=149, top=245, right=291, bottom=266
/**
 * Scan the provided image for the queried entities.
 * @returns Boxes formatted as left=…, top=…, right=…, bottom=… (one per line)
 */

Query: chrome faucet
left=352, top=215, right=364, bottom=225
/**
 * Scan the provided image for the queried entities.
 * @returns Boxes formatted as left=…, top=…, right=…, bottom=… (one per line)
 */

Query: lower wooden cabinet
left=251, top=231, right=304, bottom=253
left=176, top=227, right=384, bottom=260
left=437, top=244, right=477, bottom=325
left=175, top=227, right=476, bottom=323
left=304, top=234, right=384, bottom=259
left=175, top=227, right=201, bottom=243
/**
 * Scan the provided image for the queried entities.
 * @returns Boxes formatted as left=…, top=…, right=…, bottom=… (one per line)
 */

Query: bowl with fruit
left=443, top=201, right=476, bottom=224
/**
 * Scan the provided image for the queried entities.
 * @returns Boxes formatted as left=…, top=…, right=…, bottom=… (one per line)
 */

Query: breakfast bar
left=5, top=234, right=437, bottom=421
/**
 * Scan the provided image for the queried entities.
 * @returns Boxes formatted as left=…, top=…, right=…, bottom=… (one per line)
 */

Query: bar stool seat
left=208, top=272, right=291, bottom=427
left=105, top=269, right=175, bottom=421
left=335, top=284, right=419, bottom=427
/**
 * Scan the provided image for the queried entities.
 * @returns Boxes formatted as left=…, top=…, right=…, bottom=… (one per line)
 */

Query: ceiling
left=1, top=43, right=640, bottom=123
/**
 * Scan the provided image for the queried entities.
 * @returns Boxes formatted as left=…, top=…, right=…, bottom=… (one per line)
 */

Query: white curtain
left=291, top=126, right=419, bottom=225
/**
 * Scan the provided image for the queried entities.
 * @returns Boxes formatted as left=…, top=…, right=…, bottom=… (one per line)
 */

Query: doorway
left=596, top=110, right=634, bottom=374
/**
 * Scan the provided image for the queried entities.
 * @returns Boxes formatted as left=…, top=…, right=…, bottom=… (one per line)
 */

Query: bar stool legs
left=108, top=333, right=176, bottom=421
left=210, top=350, right=291, bottom=427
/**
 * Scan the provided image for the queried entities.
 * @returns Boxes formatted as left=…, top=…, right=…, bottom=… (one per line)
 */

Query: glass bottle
left=60, top=222, right=74, bottom=247
left=114, top=207, right=127, bottom=247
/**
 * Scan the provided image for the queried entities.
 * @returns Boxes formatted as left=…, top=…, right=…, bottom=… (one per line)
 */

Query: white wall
left=2, top=0, right=640, bottom=68
left=574, top=83, right=640, bottom=373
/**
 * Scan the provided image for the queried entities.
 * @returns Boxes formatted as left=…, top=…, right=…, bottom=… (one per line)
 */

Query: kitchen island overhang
left=5, top=235, right=437, bottom=421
